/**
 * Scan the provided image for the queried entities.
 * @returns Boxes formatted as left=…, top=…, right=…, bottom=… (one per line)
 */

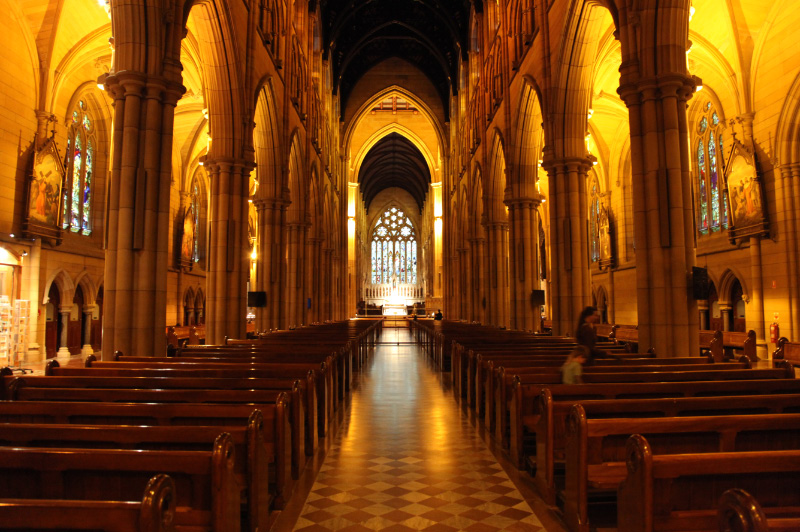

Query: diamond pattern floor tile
left=292, top=328, right=546, bottom=531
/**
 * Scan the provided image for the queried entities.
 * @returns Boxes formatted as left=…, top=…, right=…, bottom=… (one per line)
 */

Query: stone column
left=618, top=70, right=699, bottom=355
left=786, top=164, right=800, bottom=339
left=81, top=304, right=97, bottom=356
left=102, top=71, right=184, bottom=359
left=484, top=221, right=510, bottom=328
left=206, top=160, right=254, bottom=344
left=470, top=236, right=486, bottom=323
left=697, top=300, right=709, bottom=330
left=57, top=307, right=71, bottom=359
left=305, top=236, right=322, bottom=324
left=543, top=158, right=593, bottom=337
left=506, top=196, right=542, bottom=331
left=749, top=237, right=768, bottom=359
left=719, top=306, right=732, bottom=332
left=24, top=239, right=42, bottom=363
left=285, top=223, right=305, bottom=327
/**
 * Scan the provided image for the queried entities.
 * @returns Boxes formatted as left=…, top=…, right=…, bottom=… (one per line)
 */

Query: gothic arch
left=776, top=70, right=800, bottom=166
left=717, top=268, right=749, bottom=306
left=486, top=130, right=507, bottom=223
left=253, top=79, right=283, bottom=200
left=470, top=163, right=486, bottom=239
left=551, top=0, right=618, bottom=159
left=351, top=123, right=438, bottom=186
left=43, top=269, right=76, bottom=306
left=510, top=77, right=546, bottom=196
left=286, top=132, right=305, bottom=223
left=3, top=0, right=39, bottom=109
left=73, top=272, right=98, bottom=306
left=186, top=0, right=248, bottom=161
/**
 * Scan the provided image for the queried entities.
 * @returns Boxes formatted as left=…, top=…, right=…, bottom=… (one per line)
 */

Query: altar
left=382, top=304, right=407, bottom=316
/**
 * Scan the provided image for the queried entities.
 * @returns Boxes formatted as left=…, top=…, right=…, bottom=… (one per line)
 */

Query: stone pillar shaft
left=206, top=160, right=252, bottom=344
left=749, top=237, right=768, bottom=358
left=506, top=198, right=541, bottom=331
left=544, top=159, right=592, bottom=336
left=619, top=74, right=699, bottom=355
left=103, top=73, right=182, bottom=359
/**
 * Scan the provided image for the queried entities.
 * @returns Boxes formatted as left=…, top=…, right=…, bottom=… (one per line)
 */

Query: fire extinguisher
left=770, top=322, right=780, bottom=344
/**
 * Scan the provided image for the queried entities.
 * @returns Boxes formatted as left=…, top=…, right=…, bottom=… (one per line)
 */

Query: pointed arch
left=511, top=77, right=546, bottom=195
left=43, top=270, right=76, bottom=306
left=286, top=132, right=305, bottom=224
left=487, top=130, right=508, bottom=223
left=253, top=79, right=283, bottom=200
left=73, top=272, right=98, bottom=306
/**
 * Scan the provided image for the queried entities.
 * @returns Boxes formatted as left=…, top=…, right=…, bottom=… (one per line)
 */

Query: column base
left=81, top=344, right=94, bottom=357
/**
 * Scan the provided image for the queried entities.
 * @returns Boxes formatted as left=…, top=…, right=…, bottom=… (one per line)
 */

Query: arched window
left=188, top=170, right=208, bottom=267
left=63, top=100, right=95, bottom=235
left=590, top=181, right=600, bottom=263
left=695, top=101, right=728, bottom=235
left=371, top=207, right=417, bottom=284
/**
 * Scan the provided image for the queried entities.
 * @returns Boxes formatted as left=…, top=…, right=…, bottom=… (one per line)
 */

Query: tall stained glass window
left=370, top=207, right=417, bottom=284
left=589, top=182, right=600, bottom=262
left=695, top=102, right=729, bottom=235
left=63, top=100, right=95, bottom=235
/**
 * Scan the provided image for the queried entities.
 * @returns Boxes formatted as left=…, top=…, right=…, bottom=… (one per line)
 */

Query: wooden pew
left=618, top=435, right=800, bottom=532
left=96, top=355, right=332, bottom=438
left=700, top=330, right=758, bottom=362
left=0, top=399, right=294, bottom=509
left=773, top=337, right=800, bottom=368
left=50, top=361, right=319, bottom=457
left=563, top=408, right=800, bottom=532
left=718, top=488, right=800, bottom=532
left=533, top=390, right=800, bottom=507
left=508, top=372, right=800, bottom=471
left=0, top=473, right=176, bottom=532
left=488, top=356, right=739, bottom=444
left=0, top=418, right=271, bottom=532
left=0, top=433, right=240, bottom=532
left=5, top=375, right=308, bottom=483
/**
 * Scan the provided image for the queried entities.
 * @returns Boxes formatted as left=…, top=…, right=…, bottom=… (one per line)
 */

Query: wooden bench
left=563, top=408, right=800, bottom=532
left=508, top=374, right=800, bottom=471
left=0, top=473, right=176, bottom=532
left=0, top=433, right=240, bottom=532
left=100, top=355, right=332, bottom=438
left=618, top=435, right=800, bottom=532
left=5, top=375, right=308, bottom=482
left=773, top=337, right=800, bottom=368
left=700, top=330, right=758, bottom=362
left=488, top=356, right=737, bottom=442
left=0, top=419, right=271, bottom=532
left=533, top=390, right=800, bottom=507
left=53, top=360, right=319, bottom=456
left=718, top=488, right=800, bottom=532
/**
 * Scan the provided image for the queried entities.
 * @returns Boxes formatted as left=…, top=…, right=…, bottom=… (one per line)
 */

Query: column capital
left=203, top=157, right=256, bottom=175
left=618, top=73, right=696, bottom=107
left=503, top=195, right=544, bottom=208
left=541, top=157, right=592, bottom=175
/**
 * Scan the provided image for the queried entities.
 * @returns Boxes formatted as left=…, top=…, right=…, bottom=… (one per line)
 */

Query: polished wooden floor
left=275, top=327, right=564, bottom=531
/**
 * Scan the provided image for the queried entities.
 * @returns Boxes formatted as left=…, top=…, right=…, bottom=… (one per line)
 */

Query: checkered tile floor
left=292, top=329, right=545, bottom=531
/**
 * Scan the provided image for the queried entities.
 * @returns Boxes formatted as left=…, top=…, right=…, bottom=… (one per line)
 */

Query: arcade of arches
left=0, top=0, right=800, bottom=365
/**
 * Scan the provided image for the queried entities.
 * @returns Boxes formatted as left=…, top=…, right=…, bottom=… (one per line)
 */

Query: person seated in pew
left=434, top=309, right=443, bottom=321
left=561, top=347, right=588, bottom=384
left=575, top=306, right=621, bottom=365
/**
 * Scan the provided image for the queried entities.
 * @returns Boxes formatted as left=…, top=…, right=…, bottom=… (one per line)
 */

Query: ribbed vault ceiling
left=320, top=0, right=473, bottom=121
left=358, top=133, right=431, bottom=211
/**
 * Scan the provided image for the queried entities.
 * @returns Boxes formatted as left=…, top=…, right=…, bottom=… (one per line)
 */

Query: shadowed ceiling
left=358, top=133, right=431, bottom=211
left=320, top=0, right=474, bottom=121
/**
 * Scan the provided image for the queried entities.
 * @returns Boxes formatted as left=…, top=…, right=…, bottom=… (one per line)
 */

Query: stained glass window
left=694, top=101, right=729, bottom=236
left=63, top=99, right=95, bottom=235
left=590, top=183, right=600, bottom=262
left=370, top=207, right=418, bottom=285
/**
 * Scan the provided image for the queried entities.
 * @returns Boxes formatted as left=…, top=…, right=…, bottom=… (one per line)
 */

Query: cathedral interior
left=1, top=0, right=800, bottom=529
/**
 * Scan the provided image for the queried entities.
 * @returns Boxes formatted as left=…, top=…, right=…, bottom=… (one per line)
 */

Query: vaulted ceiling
left=320, top=0, right=473, bottom=121
left=358, top=133, right=431, bottom=211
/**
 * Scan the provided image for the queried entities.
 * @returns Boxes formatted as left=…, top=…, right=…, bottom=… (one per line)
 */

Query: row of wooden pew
left=411, top=319, right=800, bottom=532
left=0, top=319, right=382, bottom=532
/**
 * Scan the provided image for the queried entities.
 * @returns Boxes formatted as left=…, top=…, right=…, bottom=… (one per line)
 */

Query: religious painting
left=181, top=205, right=196, bottom=263
left=724, top=138, right=768, bottom=242
left=598, top=203, right=615, bottom=269
left=28, top=138, right=64, bottom=227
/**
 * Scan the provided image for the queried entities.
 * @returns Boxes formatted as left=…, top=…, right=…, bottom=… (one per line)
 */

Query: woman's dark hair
left=576, top=306, right=598, bottom=331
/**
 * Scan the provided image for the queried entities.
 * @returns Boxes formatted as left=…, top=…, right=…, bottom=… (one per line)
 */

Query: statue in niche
left=598, top=202, right=615, bottom=269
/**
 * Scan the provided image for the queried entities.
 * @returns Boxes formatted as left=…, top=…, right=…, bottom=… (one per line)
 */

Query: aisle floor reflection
left=292, top=328, right=545, bottom=531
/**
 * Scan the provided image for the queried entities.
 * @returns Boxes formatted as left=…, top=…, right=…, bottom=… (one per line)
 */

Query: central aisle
left=288, top=327, right=548, bottom=531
